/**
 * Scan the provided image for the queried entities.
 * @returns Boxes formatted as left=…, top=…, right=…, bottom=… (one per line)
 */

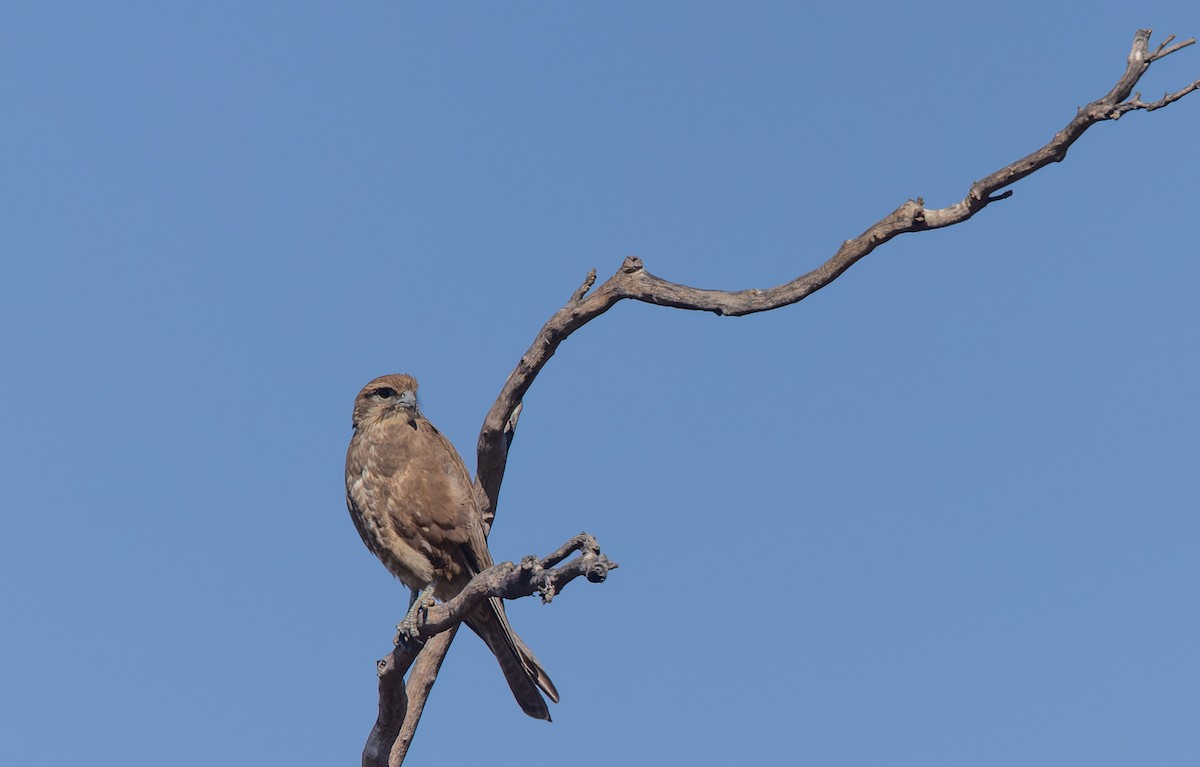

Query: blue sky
left=2, top=3, right=1198, bottom=765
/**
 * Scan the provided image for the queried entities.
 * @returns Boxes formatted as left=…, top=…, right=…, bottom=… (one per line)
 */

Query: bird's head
left=352, top=373, right=420, bottom=428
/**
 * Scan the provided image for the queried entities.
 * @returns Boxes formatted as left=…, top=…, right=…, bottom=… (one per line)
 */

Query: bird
left=344, top=373, right=558, bottom=721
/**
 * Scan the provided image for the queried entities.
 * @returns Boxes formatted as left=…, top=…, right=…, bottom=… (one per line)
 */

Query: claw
left=395, top=582, right=438, bottom=643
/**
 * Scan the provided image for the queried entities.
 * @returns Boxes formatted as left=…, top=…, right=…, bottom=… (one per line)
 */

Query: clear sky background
left=2, top=3, right=1197, bottom=766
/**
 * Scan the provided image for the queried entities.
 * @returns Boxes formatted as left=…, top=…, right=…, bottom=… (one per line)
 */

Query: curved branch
left=370, top=28, right=1196, bottom=767
left=474, top=29, right=1197, bottom=489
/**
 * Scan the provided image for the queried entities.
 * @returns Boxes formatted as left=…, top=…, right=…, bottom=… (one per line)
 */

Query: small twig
left=1112, top=80, right=1200, bottom=115
left=542, top=532, right=601, bottom=569
left=1148, top=35, right=1194, bottom=62
left=571, top=269, right=598, bottom=304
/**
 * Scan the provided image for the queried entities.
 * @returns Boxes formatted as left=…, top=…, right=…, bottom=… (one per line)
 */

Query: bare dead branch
left=363, top=535, right=616, bottom=767
left=571, top=269, right=598, bottom=304
left=362, top=650, right=411, bottom=767
left=1148, top=34, right=1194, bottom=62
left=362, top=626, right=461, bottom=767
left=387, top=628, right=456, bottom=766
left=473, top=29, right=1198, bottom=491
left=1152, top=34, right=1177, bottom=57
left=406, top=534, right=616, bottom=638
left=368, top=28, right=1196, bottom=767
left=1111, top=81, right=1200, bottom=114
left=474, top=388, right=524, bottom=534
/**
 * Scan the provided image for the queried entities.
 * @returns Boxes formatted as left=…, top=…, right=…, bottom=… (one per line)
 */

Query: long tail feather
left=465, top=597, right=558, bottom=720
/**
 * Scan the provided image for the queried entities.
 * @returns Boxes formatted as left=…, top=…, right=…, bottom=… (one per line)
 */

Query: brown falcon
left=345, top=373, right=558, bottom=720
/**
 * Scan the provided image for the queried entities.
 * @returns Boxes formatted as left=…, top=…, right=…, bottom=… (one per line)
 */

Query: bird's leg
left=395, top=581, right=438, bottom=644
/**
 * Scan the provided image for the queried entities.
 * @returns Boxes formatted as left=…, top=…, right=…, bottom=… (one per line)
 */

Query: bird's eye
left=374, top=387, right=396, bottom=399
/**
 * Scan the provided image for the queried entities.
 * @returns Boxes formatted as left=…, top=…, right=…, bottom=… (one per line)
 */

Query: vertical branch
left=476, top=402, right=524, bottom=535
left=386, top=628, right=459, bottom=766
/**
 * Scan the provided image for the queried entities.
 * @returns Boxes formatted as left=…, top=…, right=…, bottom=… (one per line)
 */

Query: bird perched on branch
left=344, top=373, right=558, bottom=720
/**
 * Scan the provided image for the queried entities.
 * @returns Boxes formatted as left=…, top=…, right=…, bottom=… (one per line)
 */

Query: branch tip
left=1155, top=34, right=1176, bottom=54
left=1148, top=36, right=1195, bottom=62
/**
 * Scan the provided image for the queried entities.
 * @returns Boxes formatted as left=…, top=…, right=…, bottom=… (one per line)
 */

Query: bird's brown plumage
left=345, top=373, right=558, bottom=720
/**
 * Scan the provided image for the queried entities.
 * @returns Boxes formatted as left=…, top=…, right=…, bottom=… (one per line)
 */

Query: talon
left=395, top=582, right=438, bottom=641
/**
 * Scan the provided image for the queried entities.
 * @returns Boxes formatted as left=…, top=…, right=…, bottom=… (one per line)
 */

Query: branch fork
left=364, top=535, right=616, bottom=767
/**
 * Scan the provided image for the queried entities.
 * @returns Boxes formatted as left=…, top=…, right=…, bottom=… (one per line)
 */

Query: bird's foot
left=394, top=583, right=438, bottom=644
